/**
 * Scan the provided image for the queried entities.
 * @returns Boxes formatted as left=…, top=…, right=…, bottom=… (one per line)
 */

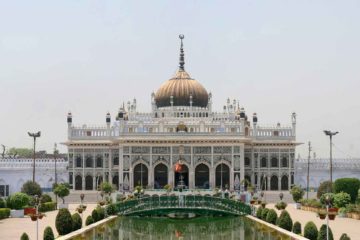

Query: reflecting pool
left=71, top=216, right=292, bottom=240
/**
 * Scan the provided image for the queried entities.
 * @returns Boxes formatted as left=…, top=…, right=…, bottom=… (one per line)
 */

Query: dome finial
left=179, top=34, right=185, bottom=71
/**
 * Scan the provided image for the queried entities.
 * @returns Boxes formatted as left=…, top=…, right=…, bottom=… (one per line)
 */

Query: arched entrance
left=215, top=164, right=230, bottom=189
left=270, top=175, right=278, bottom=190
left=154, top=163, right=168, bottom=189
left=95, top=176, right=103, bottom=190
left=75, top=175, right=82, bottom=190
left=195, top=164, right=209, bottom=189
left=281, top=175, right=289, bottom=190
left=133, top=163, right=148, bottom=188
left=260, top=175, right=267, bottom=190
left=85, top=175, right=93, bottom=190
left=112, top=175, right=119, bottom=190
left=174, top=164, right=189, bottom=189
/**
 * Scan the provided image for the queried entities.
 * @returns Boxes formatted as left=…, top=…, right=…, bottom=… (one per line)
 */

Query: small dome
left=155, top=70, right=208, bottom=108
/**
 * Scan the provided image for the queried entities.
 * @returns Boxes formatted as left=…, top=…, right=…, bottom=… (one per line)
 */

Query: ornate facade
left=65, top=35, right=299, bottom=192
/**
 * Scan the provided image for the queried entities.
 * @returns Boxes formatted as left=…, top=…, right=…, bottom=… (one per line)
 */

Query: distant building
left=294, top=158, right=360, bottom=189
left=64, top=35, right=299, bottom=192
left=0, top=157, right=68, bottom=196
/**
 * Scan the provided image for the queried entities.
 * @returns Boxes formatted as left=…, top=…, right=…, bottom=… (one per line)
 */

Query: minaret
left=67, top=112, right=72, bottom=139
left=291, top=112, right=296, bottom=137
left=240, top=107, right=245, bottom=133
left=253, top=113, right=258, bottom=137
left=106, top=112, right=111, bottom=136
left=179, top=34, right=185, bottom=71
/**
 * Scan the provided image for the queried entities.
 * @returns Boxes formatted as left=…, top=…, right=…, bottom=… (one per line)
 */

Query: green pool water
left=71, top=216, right=292, bottom=240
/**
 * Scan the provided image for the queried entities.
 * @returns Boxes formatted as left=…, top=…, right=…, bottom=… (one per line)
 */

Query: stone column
left=190, top=146, right=194, bottom=189
left=82, top=149, right=85, bottom=190
left=149, top=147, right=153, bottom=189
left=108, top=148, right=112, bottom=185
left=210, top=146, right=215, bottom=188
left=169, top=146, right=173, bottom=188
left=278, top=150, right=281, bottom=191
left=93, top=150, right=96, bottom=190
left=119, top=145, right=124, bottom=191
left=72, top=149, right=75, bottom=190
left=239, top=144, right=245, bottom=183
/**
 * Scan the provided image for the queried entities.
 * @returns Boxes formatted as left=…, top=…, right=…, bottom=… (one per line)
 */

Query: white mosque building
left=64, top=35, right=299, bottom=192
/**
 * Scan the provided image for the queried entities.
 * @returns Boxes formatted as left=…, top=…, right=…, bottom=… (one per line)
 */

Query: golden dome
left=155, top=69, right=209, bottom=108
left=154, top=34, right=208, bottom=108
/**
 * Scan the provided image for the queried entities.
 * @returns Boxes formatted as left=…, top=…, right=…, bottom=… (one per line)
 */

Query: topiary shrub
left=91, top=208, right=100, bottom=222
left=265, top=209, right=277, bottom=224
left=320, top=192, right=335, bottom=205
left=276, top=210, right=293, bottom=231
left=20, top=232, right=29, bottom=240
left=0, top=197, right=6, bottom=208
left=55, top=208, right=73, bottom=235
left=71, top=213, right=82, bottom=231
left=39, top=202, right=56, bottom=212
left=261, top=208, right=269, bottom=221
left=21, top=180, right=42, bottom=197
left=334, top=192, right=351, bottom=208
left=317, top=181, right=333, bottom=199
left=304, top=221, right=318, bottom=240
left=53, top=183, right=70, bottom=204
left=85, top=215, right=94, bottom=226
left=339, top=233, right=351, bottom=240
left=9, top=192, right=30, bottom=210
left=334, top=178, right=360, bottom=203
left=292, top=221, right=301, bottom=235
left=40, top=194, right=52, bottom=203
left=43, top=226, right=55, bottom=240
left=317, top=224, right=333, bottom=240
left=96, top=206, right=105, bottom=220
left=290, top=185, right=305, bottom=203
left=256, top=207, right=263, bottom=219
left=105, top=203, right=117, bottom=216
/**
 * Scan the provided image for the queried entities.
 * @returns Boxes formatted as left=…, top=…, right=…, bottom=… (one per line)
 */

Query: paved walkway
left=0, top=204, right=97, bottom=240
left=267, top=203, right=358, bottom=240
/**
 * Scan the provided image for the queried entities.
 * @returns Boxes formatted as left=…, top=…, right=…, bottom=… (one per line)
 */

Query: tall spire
left=179, top=34, right=185, bottom=71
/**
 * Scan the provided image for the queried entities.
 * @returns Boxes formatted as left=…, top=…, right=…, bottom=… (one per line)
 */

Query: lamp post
left=28, top=131, right=41, bottom=182
left=323, top=130, right=339, bottom=185
left=54, top=143, right=58, bottom=207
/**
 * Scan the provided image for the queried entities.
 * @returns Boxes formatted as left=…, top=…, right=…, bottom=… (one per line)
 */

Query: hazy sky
left=0, top=1, right=359, bottom=158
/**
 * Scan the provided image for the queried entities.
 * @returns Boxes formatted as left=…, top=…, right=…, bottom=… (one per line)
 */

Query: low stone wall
left=246, top=215, right=309, bottom=240
left=56, top=216, right=117, bottom=240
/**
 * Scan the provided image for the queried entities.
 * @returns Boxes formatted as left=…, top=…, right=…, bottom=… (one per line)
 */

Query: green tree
left=276, top=210, right=293, bottom=231
left=53, top=183, right=70, bottom=204
left=8, top=193, right=29, bottom=210
left=21, top=181, right=42, bottom=196
left=317, top=224, right=333, bottom=240
left=261, top=208, right=269, bottom=221
left=43, top=226, right=55, bottom=240
left=265, top=209, right=277, bottom=224
left=55, top=208, right=73, bottom=235
left=100, top=182, right=113, bottom=195
left=317, top=181, right=333, bottom=199
left=20, top=233, right=29, bottom=240
left=71, top=213, right=82, bottom=231
left=7, top=148, right=33, bottom=158
left=334, top=178, right=360, bottom=203
left=304, top=221, right=318, bottom=240
left=290, top=185, right=304, bottom=203
left=334, top=192, right=351, bottom=208
left=292, top=221, right=301, bottom=235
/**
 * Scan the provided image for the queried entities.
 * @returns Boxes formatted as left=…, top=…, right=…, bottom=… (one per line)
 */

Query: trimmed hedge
left=85, top=215, right=94, bottom=226
left=292, top=221, right=301, bottom=235
left=105, top=203, right=117, bottom=216
left=43, top=226, right=55, bottom=240
left=8, top=193, right=29, bottom=210
left=55, top=208, right=73, bottom=235
left=39, top=202, right=56, bottom=212
left=304, top=221, right=318, bottom=240
left=276, top=210, right=293, bottom=231
left=71, top=213, right=82, bottom=231
left=20, top=233, right=29, bottom=240
left=334, top=178, right=360, bottom=203
left=256, top=207, right=263, bottom=219
left=340, top=233, right=351, bottom=240
left=265, top=209, right=277, bottom=224
left=41, top=194, right=52, bottom=204
left=0, top=208, right=10, bottom=220
left=261, top=208, right=269, bottom=221
left=317, top=224, right=333, bottom=240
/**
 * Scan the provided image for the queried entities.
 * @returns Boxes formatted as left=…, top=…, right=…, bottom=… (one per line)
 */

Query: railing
left=115, top=195, right=251, bottom=216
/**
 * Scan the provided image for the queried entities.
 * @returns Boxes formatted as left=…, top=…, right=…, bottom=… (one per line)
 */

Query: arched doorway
left=75, top=175, right=82, bottom=190
left=260, top=175, right=267, bottom=190
left=112, top=175, right=119, bottom=190
left=215, top=164, right=230, bottom=189
left=174, top=164, right=189, bottom=189
left=281, top=175, right=289, bottom=190
left=195, top=164, right=209, bottom=189
left=270, top=175, right=278, bottom=190
left=133, top=163, right=148, bottom=188
left=154, top=164, right=168, bottom=189
left=85, top=175, right=93, bottom=190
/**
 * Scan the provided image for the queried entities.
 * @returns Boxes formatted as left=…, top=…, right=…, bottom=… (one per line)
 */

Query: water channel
left=71, top=216, right=291, bottom=240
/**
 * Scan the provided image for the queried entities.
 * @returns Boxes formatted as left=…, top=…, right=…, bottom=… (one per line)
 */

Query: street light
left=54, top=143, right=58, bottom=207
left=323, top=130, right=339, bottom=185
left=28, top=131, right=41, bottom=182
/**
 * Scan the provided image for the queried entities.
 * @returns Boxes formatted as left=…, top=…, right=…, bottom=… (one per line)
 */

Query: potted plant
left=290, top=185, right=304, bottom=209
left=317, top=209, right=327, bottom=220
left=9, top=193, right=29, bottom=218
left=328, top=211, right=337, bottom=220
left=53, top=183, right=70, bottom=209
left=275, top=201, right=287, bottom=210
